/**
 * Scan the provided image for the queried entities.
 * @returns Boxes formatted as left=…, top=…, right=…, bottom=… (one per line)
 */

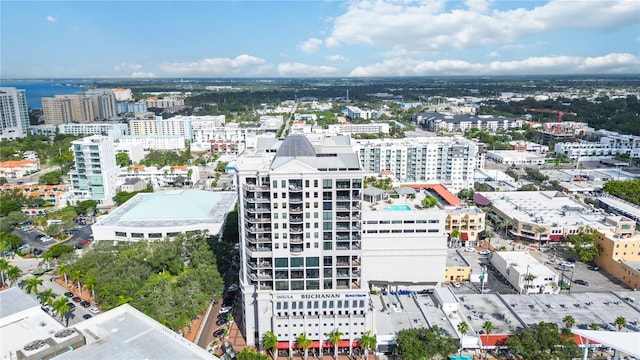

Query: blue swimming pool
left=383, top=205, right=411, bottom=211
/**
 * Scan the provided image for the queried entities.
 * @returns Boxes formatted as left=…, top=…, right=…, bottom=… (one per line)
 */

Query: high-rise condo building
left=42, top=95, right=96, bottom=125
left=236, top=135, right=448, bottom=352
left=0, top=87, right=29, bottom=139
left=68, top=135, right=118, bottom=206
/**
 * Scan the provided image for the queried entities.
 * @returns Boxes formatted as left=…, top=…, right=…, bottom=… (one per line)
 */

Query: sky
left=1, top=0, right=639, bottom=78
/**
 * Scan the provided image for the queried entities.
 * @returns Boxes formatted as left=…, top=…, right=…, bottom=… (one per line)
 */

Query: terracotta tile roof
left=404, top=183, right=463, bottom=206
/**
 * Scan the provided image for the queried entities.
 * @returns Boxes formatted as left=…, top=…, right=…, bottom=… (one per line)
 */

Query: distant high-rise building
left=85, top=89, right=117, bottom=120
left=42, top=95, right=96, bottom=125
left=0, top=87, right=29, bottom=139
left=68, top=135, right=118, bottom=206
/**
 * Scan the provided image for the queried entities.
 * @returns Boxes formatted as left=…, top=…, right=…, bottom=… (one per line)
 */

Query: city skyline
left=1, top=0, right=639, bottom=79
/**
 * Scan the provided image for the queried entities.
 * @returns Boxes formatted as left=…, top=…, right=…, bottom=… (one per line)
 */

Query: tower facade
left=0, top=87, right=29, bottom=139
left=236, top=135, right=371, bottom=349
left=68, top=135, right=118, bottom=206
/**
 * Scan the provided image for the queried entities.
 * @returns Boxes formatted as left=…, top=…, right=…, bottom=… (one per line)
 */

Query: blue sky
left=1, top=0, right=639, bottom=78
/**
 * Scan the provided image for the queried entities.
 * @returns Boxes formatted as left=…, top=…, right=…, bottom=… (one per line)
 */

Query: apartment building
left=142, top=96, right=184, bottom=109
left=236, top=135, right=369, bottom=349
left=236, top=135, right=449, bottom=351
left=594, top=224, right=640, bottom=291
left=0, top=87, right=29, bottom=139
left=345, top=106, right=377, bottom=120
left=445, top=206, right=486, bottom=247
left=354, top=137, right=478, bottom=193
left=68, top=135, right=118, bottom=206
left=129, top=116, right=192, bottom=140
left=327, top=123, right=390, bottom=136
left=85, top=89, right=118, bottom=120
left=116, top=102, right=148, bottom=114
left=413, top=112, right=523, bottom=133
left=42, top=95, right=96, bottom=125
left=118, top=135, right=186, bottom=151
left=112, top=88, right=133, bottom=101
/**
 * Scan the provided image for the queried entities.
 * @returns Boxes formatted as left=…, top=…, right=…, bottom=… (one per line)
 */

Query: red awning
left=550, top=234, right=563, bottom=241
left=277, top=342, right=290, bottom=350
left=461, top=233, right=469, bottom=241
left=277, top=340, right=357, bottom=350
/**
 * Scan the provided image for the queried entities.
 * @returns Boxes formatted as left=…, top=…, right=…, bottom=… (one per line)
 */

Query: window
left=281, top=180, right=286, bottom=188
left=323, top=179, right=332, bottom=189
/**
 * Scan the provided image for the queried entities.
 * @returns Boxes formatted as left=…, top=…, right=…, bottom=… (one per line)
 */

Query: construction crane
left=524, top=108, right=577, bottom=122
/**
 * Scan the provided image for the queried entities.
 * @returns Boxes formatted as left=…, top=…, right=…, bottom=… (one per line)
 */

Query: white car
left=89, top=306, right=100, bottom=314
left=559, top=262, right=575, bottom=268
left=452, top=282, right=461, bottom=288
left=478, top=250, right=491, bottom=256
left=227, top=284, right=239, bottom=292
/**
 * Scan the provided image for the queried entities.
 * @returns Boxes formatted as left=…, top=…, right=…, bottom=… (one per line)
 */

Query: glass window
left=291, top=258, right=304, bottom=268
left=306, top=257, right=319, bottom=267
left=275, top=258, right=288, bottom=267
left=323, top=179, right=332, bottom=189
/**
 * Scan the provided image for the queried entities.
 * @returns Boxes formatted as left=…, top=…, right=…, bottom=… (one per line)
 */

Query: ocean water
left=0, top=79, right=88, bottom=109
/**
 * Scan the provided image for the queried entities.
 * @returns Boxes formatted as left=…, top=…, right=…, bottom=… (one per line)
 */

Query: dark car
left=75, top=244, right=84, bottom=249
left=566, top=258, right=576, bottom=263
left=589, top=265, right=600, bottom=271
left=212, top=328, right=225, bottom=337
left=82, top=314, right=92, bottom=320
left=64, top=292, right=74, bottom=298
left=574, top=279, right=589, bottom=286
left=80, top=300, right=91, bottom=308
left=67, top=302, right=76, bottom=310
left=33, top=249, right=43, bottom=256
left=216, top=318, right=229, bottom=326
left=72, top=296, right=82, bottom=303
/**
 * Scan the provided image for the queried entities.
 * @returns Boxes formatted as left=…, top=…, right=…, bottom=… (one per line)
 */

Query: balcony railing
left=246, top=226, right=272, bottom=234
left=246, top=236, right=271, bottom=244
left=289, top=207, right=303, bottom=213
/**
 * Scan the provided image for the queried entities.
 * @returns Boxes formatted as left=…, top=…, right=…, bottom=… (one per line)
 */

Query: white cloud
left=114, top=62, right=142, bottom=71
left=278, top=63, right=339, bottom=77
left=130, top=72, right=156, bottom=78
left=161, top=55, right=270, bottom=76
left=348, top=53, right=640, bottom=77
left=299, top=38, right=323, bottom=54
left=326, top=54, right=347, bottom=62
left=486, top=51, right=500, bottom=58
left=46, top=16, right=57, bottom=23
left=327, top=0, right=639, bottom=54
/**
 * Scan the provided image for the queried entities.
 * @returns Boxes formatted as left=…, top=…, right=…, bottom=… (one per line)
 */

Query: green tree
left=45, top=244, right=75, bottom=259
left=263, top=331, right=278, bottom=360
left=562, top=315, right=575, bottom=329
left=421, top=195, right=438, bottom=208
left=328, top=328, right=343, bottom=360
left=237, top=347, right=269, bottom=360
left=457, top=322, right=469, bottom=350
left=482, top=320, right=494, bottom=359
left=484, top=230, right=495, bottom=246
left=58, top=263, right=70, bottom=288
left=23, top=276, right=43, bottom=295
left=296, top=333, right=312, bottom=360
left=70, top=269, right=83, bottom=297
left=506, top=322, right=580, bottom=360
left=396, top=327, right=457, bottom=360
left=38, top=288, right=56, bottom=307
left=0, top=258, right=8, bottom=287
left=39, top=170, right=62, bottom=185
left=615, top=316, right=627, bottom=331
left=7, top=265, right=22, bottom=287
left=589, top=323, right=600, bottom=330
left=84, top=273, right=96, bottom=303
left=115, top=152, right=131, bottom=167
left=52, top=296, right=70, bottom=322
left=359, top=331, right=376, bottom=360
left=0, top=199, right=21, bottom=216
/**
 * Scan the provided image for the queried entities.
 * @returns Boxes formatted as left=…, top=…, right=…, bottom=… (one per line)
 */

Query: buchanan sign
left=275, top=293, right=368, bottom=300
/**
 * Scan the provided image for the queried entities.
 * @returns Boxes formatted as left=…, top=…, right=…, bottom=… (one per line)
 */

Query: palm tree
left=7, top=265, right=22, bottom=287
left=359, top=331, right=376, bottom=360
left=535, top=226, right=547, bottom=242
left=84, top=274, right=96, bottom=303
left=502, top=220, right=512, bottom=238
left=296, top=333, right=311, bottom=360
left=482, top=320, right=494, bottom=360
left=52, top=297, right=70, bottom=323
left=457, top=322, right=469, bottom=352
left=484, top=230, right=495, bottom=247
left=0, top=258, right=8, bottom=287
left=615, top=316, right=627, bottom=331
left=263, top=331, right=278, bottom=360
left=563, top=315, right=576, bottom=329
left=58, top=263, right=69, bottom=288
left=24, top=276, right=43, bottom=296
left=38, top=288, right=56, bottom=307
left=450, top=228, right=461, bottom=247
left=70, top=269, right=83, bottom=297
left=589, top=323, right=600, bottom=330
left=328, top=328, right=343, bottom=360
left=237, top=348, right=269, bottom=360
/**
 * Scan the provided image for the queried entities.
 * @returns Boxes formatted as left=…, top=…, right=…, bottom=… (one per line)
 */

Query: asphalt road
left=13, top=224, right=93, bottom=253
left=6, top=166, right=60, bottom=186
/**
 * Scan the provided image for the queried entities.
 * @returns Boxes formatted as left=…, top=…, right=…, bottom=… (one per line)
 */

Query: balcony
left=246, top=235, right=271, bottom=244
left=336, top=242, right=350, bottom=251
left=246, top=226, right=272, bottom=234
left=290, top=246, right=304, bottom=254
left=246, top=245, right=272, bottom=256
left=247, top=261, right=273, bottom=270
left=289, top=197, right=303, bottom=204
left=246, top=207, right=271, bottom=214
left=288, top=185, right=303, bottom=192
left=245, top=196, right=271, bottom=204
left=243, top=183, right=270, bottom=191
left=249, top=272, right=273, bottom=281
left=290, top=236, right=303, bottom=244
left=246, top=217, right=271, bottom=224
left=289, top=226, right=303, bottom=234
left=289, top=216, right=303, bottom=223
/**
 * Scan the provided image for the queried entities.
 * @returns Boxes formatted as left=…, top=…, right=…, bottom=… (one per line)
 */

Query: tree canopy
left=505, top=322, right=580, bottom=360
left=564, top=227, right=602, bottom=262
left=395, top=327, right=458, bottom=360
left=64, top=233, right=224, bottom=330
left=603, top=179, right=640, bottom=206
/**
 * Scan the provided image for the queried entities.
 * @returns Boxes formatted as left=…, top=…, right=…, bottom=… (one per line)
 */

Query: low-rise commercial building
left=491, top=252, right=559, bottom=294
left=486, top=150, right=546, bottom=166
left=0, top=159, right=39, bottom=179
left=117, top=164, right=199, bottom=188
left=594, top=225, right=640, bottom=291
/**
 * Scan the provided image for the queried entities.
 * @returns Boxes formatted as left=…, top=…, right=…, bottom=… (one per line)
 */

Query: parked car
left=33, top=248, right=43, bottom=256
left=478, top=250, right=491, bottom=256
left=216, top=318, right=229, bottom=326
left=80, top=300, right=91, bottom=308
left=67, top=302, right=76, bottom=310
left=574, top=279, right=589, bottom=286
left=72, top=296, right=82, bottom=303
left=219, top=306, right=233, bottom=314
left=452, top=282, right=461, bottom=288
left=64, top=292, right=74, bottom=298
left=227, top=284, right=239, bottom=292
left=589, top=265, right=600, bottom=271
left=559, top=262, right=575, bottom=268
left=82, top=314, right=93, bottom=320
left=566, top=258, right=576, bottom=263
left=212, top=328, right=225, bottom=337
left=89, top=306, right=100, bottom=314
